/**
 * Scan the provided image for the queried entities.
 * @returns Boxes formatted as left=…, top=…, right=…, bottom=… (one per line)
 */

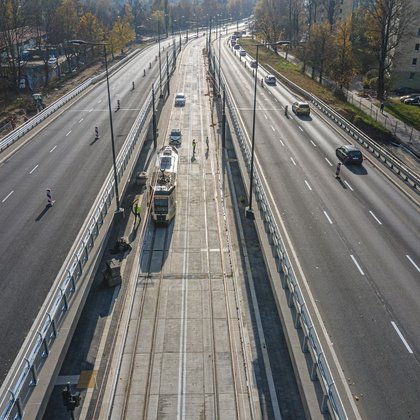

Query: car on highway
left=250, top=60, right=257, bottom=68
left=169, top=128, right=182, bottom=145
left=336, top=144, right=363, bottom=165
left=233, top=44, right=241, bottom=50
left=239, top=49, right=246, bottom=56
left=292, top=101, right=311, bottom=116
left=175, top=93, right=186, bottom=106
left=265, top=75, right=276, bottom=85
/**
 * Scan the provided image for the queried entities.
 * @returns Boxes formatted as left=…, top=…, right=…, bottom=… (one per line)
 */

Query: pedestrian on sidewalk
left=335, top=162, right=342, bottom=179
left=380, top=102, right=385, bottom=113
left=192, top=138, right=197, bottom=154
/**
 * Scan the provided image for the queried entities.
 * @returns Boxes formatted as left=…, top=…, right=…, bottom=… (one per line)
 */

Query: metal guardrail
left=0, top=47, right=177, bottom=420
left=266, top=64, right=420, bottom=193
left=209, top=49, right=348, bottom=419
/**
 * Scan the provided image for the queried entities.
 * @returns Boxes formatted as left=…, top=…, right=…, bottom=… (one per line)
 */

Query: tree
left=0, top=0, right=32, bottom=91
left=305, top=21, right=333, bottom=83
left=329, top=15, right=355, bottom=89
left=364, top=0, right=416, bottom=100
left=108, top=13, right=135, bottom=56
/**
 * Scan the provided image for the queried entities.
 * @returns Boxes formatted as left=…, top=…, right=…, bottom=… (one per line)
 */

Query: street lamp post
left=245, top=41, right=287, bottom=219
left=157, top=20, right=163, bottom=98
left=68, top=39, right=121, bottom=212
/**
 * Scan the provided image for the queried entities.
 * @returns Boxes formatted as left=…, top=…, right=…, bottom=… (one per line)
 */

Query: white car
left=47, top=56, right=57, bottom=66
left=175, top=93, right=186, bottom=106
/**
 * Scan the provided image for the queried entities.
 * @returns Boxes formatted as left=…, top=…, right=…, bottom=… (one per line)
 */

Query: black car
left=336, top=145, right=363, bottom=165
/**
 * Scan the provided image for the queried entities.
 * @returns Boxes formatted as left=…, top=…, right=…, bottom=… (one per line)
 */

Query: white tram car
left=149, top=145, right=178, bottom=224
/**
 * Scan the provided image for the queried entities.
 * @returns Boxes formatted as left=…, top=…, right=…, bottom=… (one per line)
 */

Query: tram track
left=118, top=223, right=170, bottom=420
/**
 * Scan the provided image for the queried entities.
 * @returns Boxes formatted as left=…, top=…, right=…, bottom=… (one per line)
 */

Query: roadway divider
left=208, top=47, right=349, bottom=419
left=0, top=47, right=178, bottom=420
left=265, top=64, right=420, bottom=193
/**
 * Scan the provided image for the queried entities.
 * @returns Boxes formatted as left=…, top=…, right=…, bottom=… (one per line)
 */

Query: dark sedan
left=336, top=145, right=363, bottom=165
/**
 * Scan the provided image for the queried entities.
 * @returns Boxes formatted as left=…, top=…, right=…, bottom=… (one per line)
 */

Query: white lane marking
left=98, top=99, right=102, bottom=104
left=271, top=125, right=275, bottom=131
left=78, top=118, right=84, bottom=123
left=264, top=113, right=268, bottom=119
left=325, top=157, right=333, bottom=166
left=391, top=322, right=413, bottom=354
left=2, top=191, right=14, bottom=203
left=66, top=130, right=72, bottom=136
left=344, top=180, right=354, bottom=191
left=290, top=157, right=296, bottom=166
left=310, top=140, right=316, bottom=147
left=88, top=108, right=93, bottom=113
left=323, top=211, right=333, bottom=224
left=369, top=210, right=382, bottom=225
left=279, top=138, right=284, bottom=146
left=50, top=145, right=57, bottom=153
left=29, top=165, right=38, bottom=174
left=274, top=98, right=278, bottom=102
left=406, top=255, right=420, bottom=272
left=304, top=180, right=312, bottom=191
left=298, top=126, right=303, bottom=132
left=350, top=254, right=365, bottom=275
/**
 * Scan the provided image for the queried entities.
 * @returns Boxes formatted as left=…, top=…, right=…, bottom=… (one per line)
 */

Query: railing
left=0, top=45, right=177, bottom=420
left=209, top=49, right=348, bottom=419
left=265, top=64, right=420, bottom=193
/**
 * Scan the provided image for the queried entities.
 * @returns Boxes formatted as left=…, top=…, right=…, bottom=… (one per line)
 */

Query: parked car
left=47, top=56, right=57, bottom=66
left=292, top=101, right=311, bottom=116
left=175, top=93, right=186, bottom=106
left=336, top=145, right=363, bottom=165
left=239, top=49, right=246, bottom=56
left=169, top=128, right=182, bottom=145
left=265, top=75, right=276, bottom=85
left=405, top=97, right=420, bottom=106
left=233, top=44, right=241, bottom=50
left=250, top=60, right=257, bottom=68
left=394, top=87, right=418, bottom=96
left=400, top=93, right=420, bottom=102
left=403, top=96, right=420, bottom=104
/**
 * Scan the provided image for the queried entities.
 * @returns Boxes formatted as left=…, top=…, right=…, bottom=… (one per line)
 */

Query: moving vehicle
left=265, top=75, right=276, bottom=85
left=175, top=93, right=186, bottom=106
left=169, top=128, right=182, bottom=145
left=149, top=146, right=179, bottom=224
left=336, top=145, right=363, bottom=165
left=292, top=101, right=311, bottom=116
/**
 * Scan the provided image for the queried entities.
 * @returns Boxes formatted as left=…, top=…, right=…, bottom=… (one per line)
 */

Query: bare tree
left=364, top=0, right=417, bottom=99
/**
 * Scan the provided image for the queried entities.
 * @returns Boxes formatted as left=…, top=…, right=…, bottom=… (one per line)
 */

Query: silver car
left=175, top=93, right=186, bottom=106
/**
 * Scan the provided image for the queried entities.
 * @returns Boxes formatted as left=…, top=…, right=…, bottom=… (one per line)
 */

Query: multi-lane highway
left=0, top=40, right=174, bottom=383
left=221, top=36, right=420, bottom=419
